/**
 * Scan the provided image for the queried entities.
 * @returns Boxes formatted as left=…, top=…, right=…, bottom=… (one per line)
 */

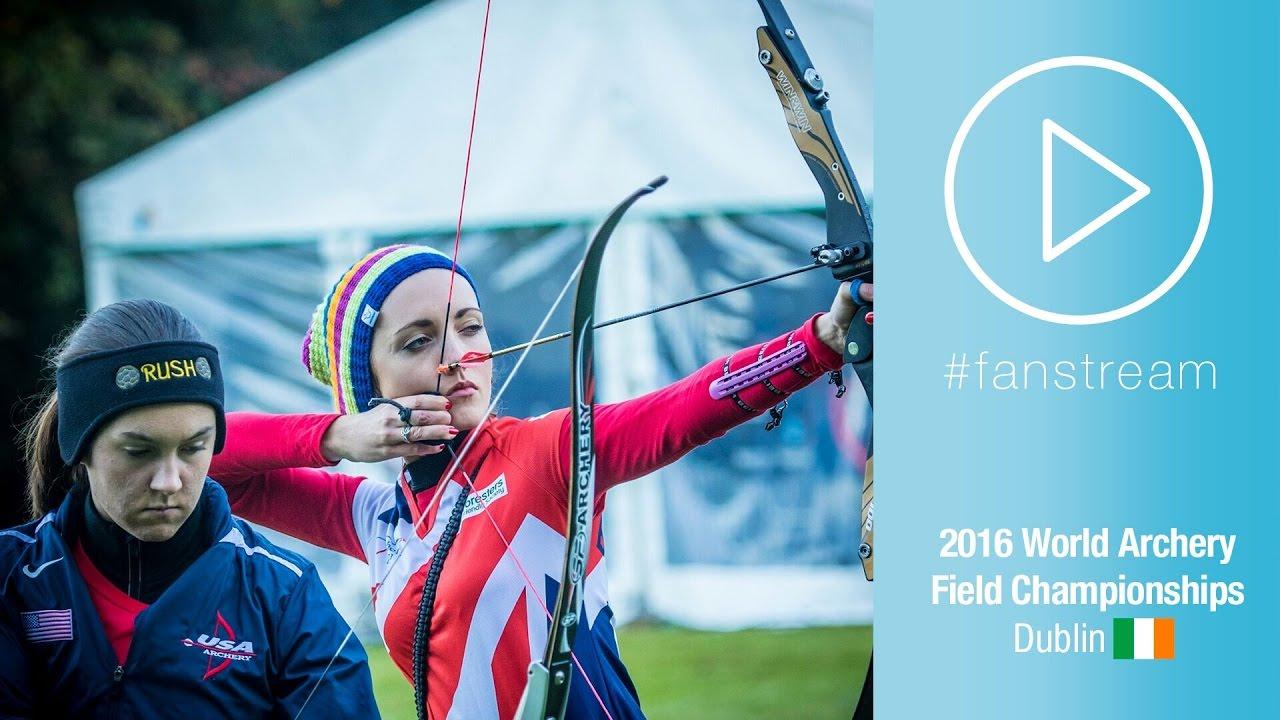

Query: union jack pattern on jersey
left=212, top=315, right=844, bottom=719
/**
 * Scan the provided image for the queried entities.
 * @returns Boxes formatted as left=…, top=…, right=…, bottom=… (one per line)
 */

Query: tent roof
left=77, top=0, right=872, bottom=249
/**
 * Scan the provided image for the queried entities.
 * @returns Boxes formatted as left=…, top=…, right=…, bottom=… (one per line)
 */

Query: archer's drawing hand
left=321, top=394, right=455, bottom=463
left=817, top=281, right=871, bottom=357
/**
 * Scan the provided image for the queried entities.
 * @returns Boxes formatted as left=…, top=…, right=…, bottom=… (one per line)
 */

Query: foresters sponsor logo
left=182, top=610, right=257, bottom=679
left=462, top=474, right=509, bottom=519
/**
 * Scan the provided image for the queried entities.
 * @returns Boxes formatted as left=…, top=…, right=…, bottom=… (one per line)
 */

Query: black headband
left=55, top=340, right=227, bottom=464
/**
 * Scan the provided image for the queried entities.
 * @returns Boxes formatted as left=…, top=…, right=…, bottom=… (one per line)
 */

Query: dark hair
left=21, top=299, right=203, bottom=519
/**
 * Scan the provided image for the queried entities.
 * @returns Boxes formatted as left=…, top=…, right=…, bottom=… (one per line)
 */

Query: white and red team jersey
left=210, top=316, right=844, bottom=719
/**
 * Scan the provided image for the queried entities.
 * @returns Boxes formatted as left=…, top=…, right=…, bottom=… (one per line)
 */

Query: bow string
left=295, top=3, right=872, bottom=719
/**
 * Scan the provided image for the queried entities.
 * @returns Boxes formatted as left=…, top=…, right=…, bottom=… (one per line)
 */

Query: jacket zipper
left=118, top=539, right=138, bottom=689
left=126, top=537, right=141, bottom=598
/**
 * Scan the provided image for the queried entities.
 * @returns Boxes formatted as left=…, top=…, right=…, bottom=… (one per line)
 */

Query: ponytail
left=20, top=392, right=83, bottom=519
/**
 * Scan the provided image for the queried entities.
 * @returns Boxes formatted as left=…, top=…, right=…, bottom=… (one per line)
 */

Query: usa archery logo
left=182, top=610, right=257, bottom=679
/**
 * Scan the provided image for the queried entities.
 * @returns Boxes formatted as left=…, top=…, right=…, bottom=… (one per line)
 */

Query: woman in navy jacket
left=0, top=299, right=378, bottom=718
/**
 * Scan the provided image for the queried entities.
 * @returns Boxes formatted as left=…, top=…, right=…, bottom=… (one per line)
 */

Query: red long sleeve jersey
left=209, top=316, right=844, bottom=720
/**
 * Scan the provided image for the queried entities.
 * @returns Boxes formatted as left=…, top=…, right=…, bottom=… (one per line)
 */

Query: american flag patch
left=22, top=609, right=73, bottom=643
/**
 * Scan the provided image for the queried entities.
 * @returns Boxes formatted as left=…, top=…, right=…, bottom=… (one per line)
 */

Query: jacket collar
left=52, top=477, right=234, bottom=548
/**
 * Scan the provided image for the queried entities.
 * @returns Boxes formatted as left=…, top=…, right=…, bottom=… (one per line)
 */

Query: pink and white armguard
left=709, top=340, right=809, bottom=400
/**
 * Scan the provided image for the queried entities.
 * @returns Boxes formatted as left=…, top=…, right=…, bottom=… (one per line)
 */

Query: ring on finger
left=401, top=425, right=414, bottom=444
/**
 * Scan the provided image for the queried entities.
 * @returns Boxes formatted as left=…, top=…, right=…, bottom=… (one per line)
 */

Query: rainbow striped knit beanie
left=302, top=244, right=477, bottom=413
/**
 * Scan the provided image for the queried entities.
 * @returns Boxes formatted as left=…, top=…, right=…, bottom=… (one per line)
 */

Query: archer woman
left=208, top=243, right=867, bottom=719
left=0, top=299, right=378, bottom=718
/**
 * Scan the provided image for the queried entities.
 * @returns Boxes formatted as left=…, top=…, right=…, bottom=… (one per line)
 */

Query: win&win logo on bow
left=182, top=610, right=257, bottom=679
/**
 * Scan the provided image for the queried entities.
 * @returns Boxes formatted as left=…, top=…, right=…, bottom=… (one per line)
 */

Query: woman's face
left=370, top=268, right=493, bottom=431
left=83, top=403, right=215, bottom=542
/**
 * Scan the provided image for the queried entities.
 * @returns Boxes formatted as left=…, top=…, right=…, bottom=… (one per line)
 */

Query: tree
left=0, top=0, right=430, bottom=526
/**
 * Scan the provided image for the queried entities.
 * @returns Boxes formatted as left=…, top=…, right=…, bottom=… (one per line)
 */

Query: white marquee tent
left=76, top=0, right=873, bottom=635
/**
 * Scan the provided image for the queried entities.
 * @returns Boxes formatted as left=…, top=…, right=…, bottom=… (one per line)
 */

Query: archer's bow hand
left=817, top=281, right=870, bottom=358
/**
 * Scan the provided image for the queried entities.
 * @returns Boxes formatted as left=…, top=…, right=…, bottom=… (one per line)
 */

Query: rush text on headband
left=55, top=341, right=227, bottom=464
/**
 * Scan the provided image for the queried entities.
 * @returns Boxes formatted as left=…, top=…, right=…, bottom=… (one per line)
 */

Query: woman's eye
left=123, top=448, right=150, bottom=458
left=181, top=444, right=208, bottom=455
left=462, top=323, right=484, bottom=335
left=403, top=336, right=430, bottom=352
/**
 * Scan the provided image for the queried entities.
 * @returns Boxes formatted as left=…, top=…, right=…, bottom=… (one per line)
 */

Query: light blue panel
left=877, top=2, right=1278, bottom=717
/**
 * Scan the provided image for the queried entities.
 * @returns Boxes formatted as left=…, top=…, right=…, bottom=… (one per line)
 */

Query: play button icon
left=1041, top=118, right=1150, bottom=262
left=946, top=56, right=1212, bottom=325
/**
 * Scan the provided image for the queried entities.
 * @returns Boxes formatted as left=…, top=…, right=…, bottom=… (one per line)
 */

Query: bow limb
left=755, top=2, right=874, bottom=717
left=756, top=0, right=874, bottom=573
left=515, top=177, right=668, bottom=720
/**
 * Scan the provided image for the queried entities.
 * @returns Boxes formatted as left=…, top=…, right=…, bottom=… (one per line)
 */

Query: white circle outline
left=944, top=55, right=1213, bottom=325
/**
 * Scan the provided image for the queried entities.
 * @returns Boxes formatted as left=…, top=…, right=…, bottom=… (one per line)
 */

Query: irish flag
left=1113, top=617, right=1175, bottom=660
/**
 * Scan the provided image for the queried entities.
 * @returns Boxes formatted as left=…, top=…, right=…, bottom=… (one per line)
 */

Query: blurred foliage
left=0, top=0, right=430, bottom=527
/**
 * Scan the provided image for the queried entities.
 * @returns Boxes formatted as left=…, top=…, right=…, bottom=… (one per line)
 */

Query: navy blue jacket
left=0, top=480, right=379, bottom=718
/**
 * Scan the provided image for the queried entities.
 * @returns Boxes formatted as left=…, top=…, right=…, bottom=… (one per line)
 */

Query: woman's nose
left=438, top=334, right=470, bottom=370
left=149, top=456, right=183, bottom=494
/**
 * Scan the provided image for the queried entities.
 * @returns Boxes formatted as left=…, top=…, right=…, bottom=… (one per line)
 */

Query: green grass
left=367, top=624, right=870, bottom=719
